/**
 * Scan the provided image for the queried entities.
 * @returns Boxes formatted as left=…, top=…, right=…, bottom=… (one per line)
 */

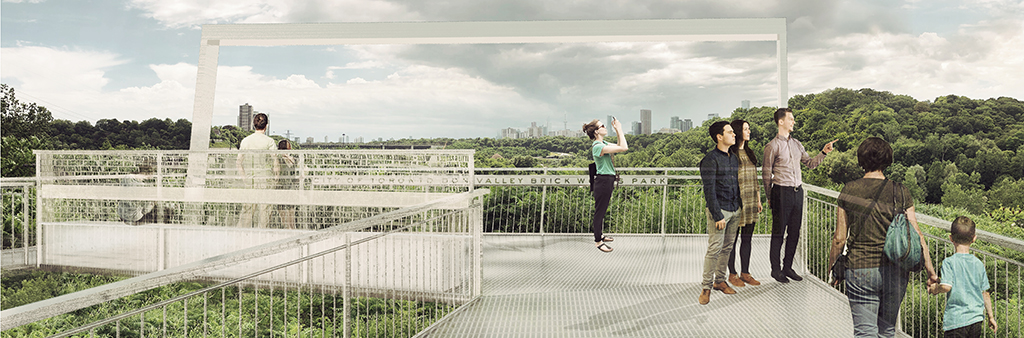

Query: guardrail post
left=35, top=154, right=43, bottom=267
left=158, top=226, right=166, bottom=271
left=660, top=170, right=668, bottom=236
left=156, top=152, right=164, bottom=223
left=23, top=186, right=30, bottom=265
left=344, top=232, right=351, bottom=338
left=540, top=169, right=547, bottom=236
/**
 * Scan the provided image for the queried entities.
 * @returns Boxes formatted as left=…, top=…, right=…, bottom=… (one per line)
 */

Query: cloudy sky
left=2, top=0, right=1022, bottom=142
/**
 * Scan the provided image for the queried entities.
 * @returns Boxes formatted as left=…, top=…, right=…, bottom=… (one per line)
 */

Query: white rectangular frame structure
left=188, top=18, right=787, bottom=151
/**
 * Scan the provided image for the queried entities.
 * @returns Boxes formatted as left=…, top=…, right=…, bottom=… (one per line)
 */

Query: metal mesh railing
left=1, top=179, right=37, bottom=268
left=35, top=150, right=473, bottom=230
left=2, top=189, right=486, bottom=337
left=476, top=167, right=772, bottom=235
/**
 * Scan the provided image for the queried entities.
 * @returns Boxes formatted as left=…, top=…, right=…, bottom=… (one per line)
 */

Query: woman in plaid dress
left=727, top=119, right=763, bottom=287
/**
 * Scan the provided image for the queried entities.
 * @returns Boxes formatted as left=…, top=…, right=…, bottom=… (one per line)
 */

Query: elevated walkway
left=423, top=234, right=859, bottom=337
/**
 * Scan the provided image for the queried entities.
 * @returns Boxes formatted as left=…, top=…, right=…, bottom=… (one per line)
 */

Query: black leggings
left=728, top=222, right=756, bottom=274
left=591, top=175, right=615, bottom=242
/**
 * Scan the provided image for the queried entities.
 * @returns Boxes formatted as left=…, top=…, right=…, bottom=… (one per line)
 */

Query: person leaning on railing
left=583, top=117, right=627, bottom=253
left=828, top=137, right=938, bottom=338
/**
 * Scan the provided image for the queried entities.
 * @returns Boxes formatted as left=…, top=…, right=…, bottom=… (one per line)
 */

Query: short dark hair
left=856, top=137, right=892, bottom=172
left=950, top=216, right=976, bottom=245
left=709, top=121, right=730, bottom=142
left=278, top=139, right=290, bottom=150
left=774, top=108, right=792, bottom=125
left=582, top=119, right=601, bottom=140
left=253, top=113, right=268, bottom=131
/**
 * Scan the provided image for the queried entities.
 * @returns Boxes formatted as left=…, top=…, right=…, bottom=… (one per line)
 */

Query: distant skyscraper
left=742, top=100, right=750, bottom=109
left=670, top=116, right=681, bottom=130
left=500, top=127, right=521, bottom=139
left=707, top=113, right=719, bottom=121
left=293, top=137, right=299, bottom=144
left=528, top=122, right=544, bottom=138
left=631, top=121, right=642, bottom=135
left=306, top=137, right=314, bottom=144
left=238, top=103, right=254, bottom=131
left=682, top=119, right=693, bottom=132
left=606, top=115, right=617, bottom=137
left=640, top=109, right=652, bottom=135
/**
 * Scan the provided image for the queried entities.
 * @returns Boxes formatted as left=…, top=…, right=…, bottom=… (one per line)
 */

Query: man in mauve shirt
left=762, top=108, right=836, bottom=283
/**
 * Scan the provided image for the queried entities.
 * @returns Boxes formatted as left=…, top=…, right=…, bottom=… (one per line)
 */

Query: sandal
left=597, top=243, right=613, bottom=253
left=601, top=236, right=614, bottom=242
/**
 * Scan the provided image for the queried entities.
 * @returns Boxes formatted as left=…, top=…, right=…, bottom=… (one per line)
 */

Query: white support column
left=188, top=38, right=219, bottom=152
left=777, top=22, right=788, bottom=108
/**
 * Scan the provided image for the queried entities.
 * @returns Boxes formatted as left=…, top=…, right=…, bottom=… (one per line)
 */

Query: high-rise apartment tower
left=640, top=109, right=652, bottom=135
left=238, top=103, right=254, bottom=131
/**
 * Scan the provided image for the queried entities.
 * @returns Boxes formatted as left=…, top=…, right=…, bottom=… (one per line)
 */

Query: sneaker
left=713, top=282, right=737, bottom=294
left=783, top=269, right=803, bottom=282
left=771, top=270, right=789, bottom=283
left=699, top=289, right=711, bottom=305
left=728, top=273, right=745, bottom=287
left=739, top=273, right=761, bottom=286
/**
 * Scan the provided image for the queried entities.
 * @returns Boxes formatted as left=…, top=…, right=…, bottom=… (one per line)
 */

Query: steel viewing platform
left=423, top=234, right=856, bottom=337
left=2, top=152, right=1021, bottom=337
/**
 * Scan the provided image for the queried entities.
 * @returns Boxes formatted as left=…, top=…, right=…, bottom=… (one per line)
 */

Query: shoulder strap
left=850, top=180, right=889, bottom=244
left=891, top=180, right=906, bottom=214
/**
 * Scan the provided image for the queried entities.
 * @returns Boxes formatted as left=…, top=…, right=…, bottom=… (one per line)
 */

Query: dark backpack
left=588, top=162, right=597, bottom=192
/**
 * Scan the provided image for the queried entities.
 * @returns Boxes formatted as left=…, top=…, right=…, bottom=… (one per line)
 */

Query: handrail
left=803, top=183, right=1024, bottom=253
left=0, top=188, right=488, bottom=331
left=48, top=200, right=478, bottom=338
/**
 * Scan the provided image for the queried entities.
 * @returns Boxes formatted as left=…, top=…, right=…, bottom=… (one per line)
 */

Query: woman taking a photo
left=727, top=119, right=762, bottom=287
left=583, top=117, right=628, bottom=253
left=829, top=137, right=938, bottom=337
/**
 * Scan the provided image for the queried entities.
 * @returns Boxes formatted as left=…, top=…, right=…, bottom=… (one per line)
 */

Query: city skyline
left=3, top=1, right=1021, bottom=140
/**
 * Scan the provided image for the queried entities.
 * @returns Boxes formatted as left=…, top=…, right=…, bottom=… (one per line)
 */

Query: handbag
left=882, top=181, right=924, bottom=271
left=831, top=253, right=847, bottom=283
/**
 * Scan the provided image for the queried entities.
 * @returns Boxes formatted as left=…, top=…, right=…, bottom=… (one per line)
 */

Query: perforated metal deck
left=421, top=234, right=859, bottom=337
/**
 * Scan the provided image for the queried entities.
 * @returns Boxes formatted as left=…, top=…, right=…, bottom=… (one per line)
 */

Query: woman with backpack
left=828, top=137, right=938, bottom=337
left=583, top=117, right=628, bottom=253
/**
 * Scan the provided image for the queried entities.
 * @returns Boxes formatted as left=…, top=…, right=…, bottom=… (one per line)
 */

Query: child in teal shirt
left=928, top=216, right=997, bottom=338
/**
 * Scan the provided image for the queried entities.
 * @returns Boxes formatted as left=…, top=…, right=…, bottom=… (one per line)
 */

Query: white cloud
left=0, top=46, right=127, bottom=93
left=790, top=23, right=1024, bottom=101
left=329, top=61, right=386, bottom=70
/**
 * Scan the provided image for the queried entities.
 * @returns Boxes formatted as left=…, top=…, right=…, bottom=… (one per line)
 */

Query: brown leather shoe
left=713, top=282, right=737, bottom=294
left=699, top=289, right=711, bottom=305
left=740, top=273, right=761, bottom=286
left=728, top=273, right=745, bottom=287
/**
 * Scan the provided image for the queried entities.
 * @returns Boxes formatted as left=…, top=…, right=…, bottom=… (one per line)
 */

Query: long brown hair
left=729, top=119, right=759, bottom=166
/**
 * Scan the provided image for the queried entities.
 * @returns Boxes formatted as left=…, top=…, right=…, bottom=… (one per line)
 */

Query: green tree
left=903, top=165, right=928, bottom=203
left=941, top=171, right=987, bottom=214
left=1, top=84, right=53, bottom=139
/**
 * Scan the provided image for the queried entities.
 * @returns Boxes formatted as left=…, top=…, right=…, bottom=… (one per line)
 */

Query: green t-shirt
left=591, top=140, right=615, bottom=175
left=940, top=253, right=990, bottom=331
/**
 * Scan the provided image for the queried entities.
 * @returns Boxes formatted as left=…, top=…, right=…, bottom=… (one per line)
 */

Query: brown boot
left=713, top=282, right=737, bottom=294
left=740, top=273, right=761, bottom=286
left=728, top=273, right=745, bottom=287
left=698, top=289, right=711, bottom=305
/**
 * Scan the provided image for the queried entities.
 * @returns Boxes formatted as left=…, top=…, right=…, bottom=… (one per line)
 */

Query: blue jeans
left=846, top=262, right=909, bottom=338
